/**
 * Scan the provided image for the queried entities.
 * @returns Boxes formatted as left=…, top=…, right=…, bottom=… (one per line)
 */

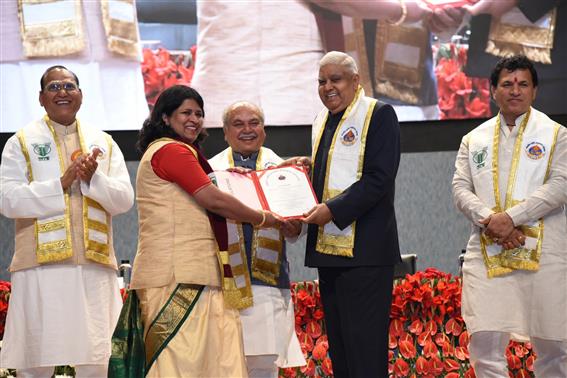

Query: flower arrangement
left=434, top=43, right=492, bottom=120
left=281, top=269, right=536, bottom=378
left=280, top=281, right=333, bottom=378
left=389, top=268, right=473, bottom=377
left=0, top=280, right=11, bottom=341
left=141, top=46, right=196, bottom=108
left=0, top=273, right=539, bottom=377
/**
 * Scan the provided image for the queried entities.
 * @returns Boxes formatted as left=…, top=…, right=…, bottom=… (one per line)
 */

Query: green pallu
left=109, top=290, right=146, bottom=378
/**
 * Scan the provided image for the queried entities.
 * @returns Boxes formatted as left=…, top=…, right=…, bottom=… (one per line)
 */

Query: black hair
left=40, top=65, right=80, bottom=91
left=137, top=85, right=207, bottom=154
left=490, top=55, right=538, bottom=88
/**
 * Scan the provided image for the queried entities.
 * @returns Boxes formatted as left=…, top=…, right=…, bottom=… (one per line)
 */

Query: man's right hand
left=278, top=156, right=312, bottom=174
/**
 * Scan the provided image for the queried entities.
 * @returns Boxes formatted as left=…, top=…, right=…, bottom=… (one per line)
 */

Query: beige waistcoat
left=130, top=140, right=221, bottom=290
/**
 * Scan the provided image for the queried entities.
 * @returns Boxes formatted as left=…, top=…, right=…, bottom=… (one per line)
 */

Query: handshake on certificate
left=215, top=156, right=331, bottom=237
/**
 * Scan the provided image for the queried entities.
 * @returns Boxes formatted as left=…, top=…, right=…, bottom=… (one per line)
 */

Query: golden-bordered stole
left=210, top=147, right=284, bottom=287
left=17, top=0, right=85, bottom=58
left=312, top=86, right=376, bottom=258
left=486, top=7, right=557, bottom=64
left=16, top=115, right=113, bottom=265
left=100, top=0, right=141, bottom=59
left=468, top=108, right=560, bottom=277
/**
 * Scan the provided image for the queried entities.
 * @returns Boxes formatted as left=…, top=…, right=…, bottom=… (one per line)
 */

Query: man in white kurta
left=0, top=66, right=134, bottom=377
left=209, top=102, right=305, bottom=378
left=452, top=55, right=567, bottom=377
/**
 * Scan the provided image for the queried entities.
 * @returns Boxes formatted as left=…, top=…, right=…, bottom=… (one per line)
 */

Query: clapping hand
left=77, top=148, right=101, bottom=184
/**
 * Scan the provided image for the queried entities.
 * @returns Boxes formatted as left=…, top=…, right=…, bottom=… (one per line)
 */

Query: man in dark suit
left=299, top=51, right=401, bottom=377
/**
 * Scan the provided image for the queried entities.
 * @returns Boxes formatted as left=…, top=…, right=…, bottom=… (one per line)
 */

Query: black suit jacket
left=305, top=101, right=401, bottom=268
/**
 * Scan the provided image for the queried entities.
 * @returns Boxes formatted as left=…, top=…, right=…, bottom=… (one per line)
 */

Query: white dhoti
left=0, top=265, right=122, bottom=369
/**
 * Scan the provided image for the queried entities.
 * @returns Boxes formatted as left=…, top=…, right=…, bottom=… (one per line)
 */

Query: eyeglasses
left=44, top=81, right=79, bottom=93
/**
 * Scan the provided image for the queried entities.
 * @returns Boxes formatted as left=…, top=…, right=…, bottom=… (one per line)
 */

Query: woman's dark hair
left=490, top=55, right=538, bottom=88
left=137, top=85, right=207, bottom=154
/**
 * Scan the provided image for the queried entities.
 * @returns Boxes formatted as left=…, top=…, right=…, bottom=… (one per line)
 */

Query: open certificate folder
left=213, top=166, right=318, bottom=219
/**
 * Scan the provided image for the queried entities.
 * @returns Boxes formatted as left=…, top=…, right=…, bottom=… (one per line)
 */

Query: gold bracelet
left=255, top=210, right=267, bottom=228
left=389, top=0, right=407, bottom=26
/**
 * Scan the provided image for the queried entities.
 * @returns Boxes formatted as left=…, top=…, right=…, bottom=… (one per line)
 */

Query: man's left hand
left=78, top=148, right=101, bottom=183
left=302, top=203, right=333, bottom=226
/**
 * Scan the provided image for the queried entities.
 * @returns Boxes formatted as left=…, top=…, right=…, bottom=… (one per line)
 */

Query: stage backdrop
left=2, top=0, right=564, bottom=133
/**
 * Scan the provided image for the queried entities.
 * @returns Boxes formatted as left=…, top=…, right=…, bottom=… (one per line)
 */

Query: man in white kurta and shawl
left=209, top=102, right=306, bottom=377
left=0, top=66, right=134, bottom=377
left=452, top=55, right=567, bottom=377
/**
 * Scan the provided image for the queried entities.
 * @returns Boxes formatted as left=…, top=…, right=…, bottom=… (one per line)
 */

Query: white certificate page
left=258, top=166, right=318, bottom=218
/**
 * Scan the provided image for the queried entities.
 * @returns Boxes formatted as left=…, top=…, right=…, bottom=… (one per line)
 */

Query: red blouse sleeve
left=151, top=143, right=212, bottom=195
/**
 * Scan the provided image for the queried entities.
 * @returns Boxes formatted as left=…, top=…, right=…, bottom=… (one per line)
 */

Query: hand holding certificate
left=214, top=166, right=318, bottom=219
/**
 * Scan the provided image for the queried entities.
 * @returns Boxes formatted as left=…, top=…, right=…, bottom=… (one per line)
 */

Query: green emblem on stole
left=32, top=143, right=51, bottom=161
left=472, top=147, right=488, bottom=169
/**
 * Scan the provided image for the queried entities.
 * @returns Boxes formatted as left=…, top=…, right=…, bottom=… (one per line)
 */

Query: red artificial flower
left=312, top=308, right=325, bottom=320
left=399, top=339, right=417, bottom=359
left=393, top=357, right=410, bottom=377
left=423, top=339, right=439, bottom=358
left=389, top=318, right=404, bottom=337
left=455, top=345, right=469, bottom=361
left=507, top=353, right=522, bottom=370
left=464, top=366, right=477, bottom=378
left=409, top=319, right=424, bottom=335
left=389, top=332, right=398, bottom=349
left=445, top=318, right=463, bottom=336
left=428, top=355, right=444, bottom=376
left=415, top=356, right=429, bottom=375
left=280, top=367, right=296, bottom=378
left=444, top=357, right=460, bottom=372
left=298, top=332, right=314, bottom=354
left=525, top=355, right=535, bottom=372
left=312, top=342, right=327, bottom=361
left=300, top=358, right=315, bottom=376
left=321, top=357, right=333, bottom=376
left=306, top=320, right=322, bottom=339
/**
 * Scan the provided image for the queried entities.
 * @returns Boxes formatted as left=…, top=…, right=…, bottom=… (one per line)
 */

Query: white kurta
left=209, top=147, right=306, bottom=368
left=452, top=110, right=567, bottom=342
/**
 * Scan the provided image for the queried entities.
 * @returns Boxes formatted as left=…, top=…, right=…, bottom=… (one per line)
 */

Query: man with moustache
left=452, top=55, right=567, bottom=377
left=0, top=66, right=134, bottom=377
left=209, top=101, right=305, bottom=378
left=290, top=51, right=401, bottom=377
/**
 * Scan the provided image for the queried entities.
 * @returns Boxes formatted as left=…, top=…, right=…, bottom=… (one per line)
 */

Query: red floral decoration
left=281, top=269, right=536, bottom=377
left=0, top=280, right=11, bottom=340
left=141, top=46, right=196, bottom=108
left=435, top=43, right=492, bottom=120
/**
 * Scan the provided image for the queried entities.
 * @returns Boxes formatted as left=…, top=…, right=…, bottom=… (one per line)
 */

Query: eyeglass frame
left=43, top=81, right=80, bottom=93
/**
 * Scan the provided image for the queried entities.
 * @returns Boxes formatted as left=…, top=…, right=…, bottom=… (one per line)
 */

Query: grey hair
left=222, top=101, right=265, bottom=128
left=319, top=51, right=358, bottom=75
